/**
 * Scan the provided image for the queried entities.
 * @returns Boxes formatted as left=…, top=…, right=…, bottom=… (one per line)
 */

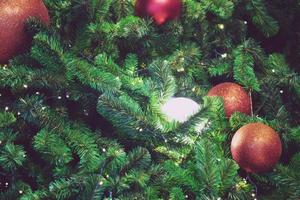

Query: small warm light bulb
left=218, top=24, right=225, bottom=30
left=221, top=53, right=227, bottom=58
left=177, top=67, right=185, bottom=72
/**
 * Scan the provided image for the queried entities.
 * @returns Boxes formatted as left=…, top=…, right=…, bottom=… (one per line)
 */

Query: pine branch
left=247, top=0, right=279, bottom=37
left=64, top=53, right=122, bottom=94
left=233, top=40, right=260, bottom=91
left=33, top=129, right=73, bottom=166
left=0, top=143, right=26, bottom=171
left=0, top=112, right=16, bottom=128
left=201, top=0, right=235, bottom=19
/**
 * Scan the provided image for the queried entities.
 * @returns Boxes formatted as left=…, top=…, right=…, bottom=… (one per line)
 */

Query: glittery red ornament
left=207, top=82, right=251, bottom=118
left=0, top=0, right=50, bottom=64
left=231, top=123, right=282, bottom=173
left=135, top=0, right=182, bottom=25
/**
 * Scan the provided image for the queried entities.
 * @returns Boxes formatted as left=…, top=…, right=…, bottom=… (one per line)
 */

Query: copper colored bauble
left=135, top=0, right=182, bottom=25
left=207, top=82, right=251, bottom=118
left=231, top=123, right=282, bottom=173
left=0, top=0, right=50, bottom=64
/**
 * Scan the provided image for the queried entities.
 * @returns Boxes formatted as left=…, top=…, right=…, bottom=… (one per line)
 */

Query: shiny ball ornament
left=207, top=82, right=251, bottom=118
left=135, top=0, right=182, bottom=25
left=231, top=123, right=282, bottom=173
left=161, top=97, right=200, bottom=123
left=0, top=0, right=50, bottom=64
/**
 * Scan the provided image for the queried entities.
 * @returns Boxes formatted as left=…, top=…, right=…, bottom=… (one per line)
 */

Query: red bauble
left=135, top=0, right=182, bottom=25
left=207, top=82, right=251, bottom=118
left=231, top=123, right=282, bottom=173
left=0, top=0, right=50, bottom=64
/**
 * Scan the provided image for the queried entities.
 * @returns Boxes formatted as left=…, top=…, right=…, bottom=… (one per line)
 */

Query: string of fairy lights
left=0, top=20, right=286, bottom=200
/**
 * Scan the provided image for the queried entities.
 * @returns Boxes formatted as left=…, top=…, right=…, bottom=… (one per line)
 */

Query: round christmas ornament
left=231, top=122, right=282, bottom=173
left=135, top=0, right=182, bottom=25
left=161, top=97, right=200, bottom=123
left=207, top=82, right=251, bottom=118
left=0, top=0, right=50, bottom=64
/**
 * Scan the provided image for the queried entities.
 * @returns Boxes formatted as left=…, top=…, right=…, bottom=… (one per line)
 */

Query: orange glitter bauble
left=0, top=0, right=50, bottom=64
left=207, top=82, right=251, bottom=118
left=231, top=123, right=282, bottom=173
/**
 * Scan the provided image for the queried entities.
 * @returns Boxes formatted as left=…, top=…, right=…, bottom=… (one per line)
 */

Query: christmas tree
left=0, top=0, right=300, bottom=199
